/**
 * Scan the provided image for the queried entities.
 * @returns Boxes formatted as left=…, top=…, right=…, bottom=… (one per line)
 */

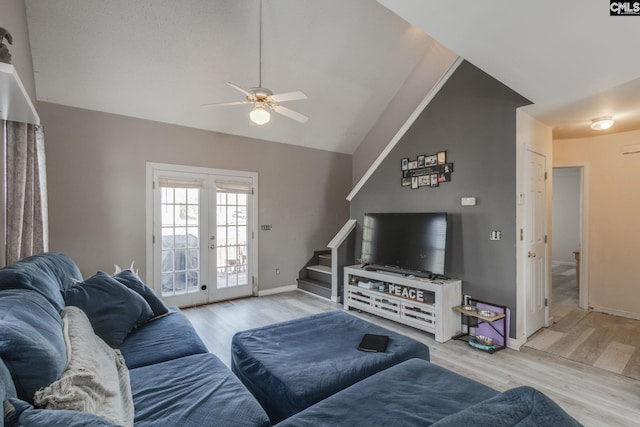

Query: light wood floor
left=526, top=264, right=640, bottom=380
left=182, top=291, right=640, bottom=427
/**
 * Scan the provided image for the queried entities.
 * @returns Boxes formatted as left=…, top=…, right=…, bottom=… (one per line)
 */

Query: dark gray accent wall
left=350, top=61, right=530, bottom=336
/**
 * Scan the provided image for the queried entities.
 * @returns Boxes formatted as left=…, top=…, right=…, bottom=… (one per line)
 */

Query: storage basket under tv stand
left=343, top=265, right=461, bottom=343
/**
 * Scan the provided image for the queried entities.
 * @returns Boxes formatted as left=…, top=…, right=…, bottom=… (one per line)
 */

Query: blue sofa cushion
left=129, top=353, right=270, bottom=427
left=0, top=289, right=66, bottom=403
left=0, top=252, right=82, bottom=311
left=6, top=398, right=118, bottom=427
left=277, top=358, right=499, bottom=426
left=1, top=358, right=17, bottom=407
left=63, top=271, right=154, bottom=347
left=119, top=307, right=208, bottom=369
left=231, top=310, right=431, bottom=423
left=431, top=386, right=582, bottom=426
left=112, top=270, right=169, bottom=318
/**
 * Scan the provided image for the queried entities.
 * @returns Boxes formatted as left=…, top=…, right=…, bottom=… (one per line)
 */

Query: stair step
left=307, top=264, right=331, bottom=274
left=318, top=253, right=332, bottom=267
left=297, top=278, right=331, bottom=299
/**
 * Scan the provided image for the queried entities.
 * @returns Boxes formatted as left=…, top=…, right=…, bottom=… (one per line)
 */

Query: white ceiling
left=24, top=0, right=436, bottom=154
left=379, top=0, right=640, bottom=139
left=24, top=0, right=640, bottom=155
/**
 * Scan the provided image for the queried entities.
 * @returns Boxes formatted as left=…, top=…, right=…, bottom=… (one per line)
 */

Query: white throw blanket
left=34, top=306, right=134, bottom=426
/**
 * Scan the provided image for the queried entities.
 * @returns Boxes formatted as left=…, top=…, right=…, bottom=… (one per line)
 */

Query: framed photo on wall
left=401, top=158, right=409, bottom=171
left=437, top=151, right=447, bottom=164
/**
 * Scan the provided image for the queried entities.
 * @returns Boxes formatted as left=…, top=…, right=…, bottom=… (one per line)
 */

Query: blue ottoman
left=231, top=310, right=430, bottom=423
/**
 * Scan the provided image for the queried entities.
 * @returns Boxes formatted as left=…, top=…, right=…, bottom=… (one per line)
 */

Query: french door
left=147, top=163, right=257, bottom=307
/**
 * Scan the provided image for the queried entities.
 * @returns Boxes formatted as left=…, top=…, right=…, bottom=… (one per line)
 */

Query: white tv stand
left=343, top=265, right=461, bottom=343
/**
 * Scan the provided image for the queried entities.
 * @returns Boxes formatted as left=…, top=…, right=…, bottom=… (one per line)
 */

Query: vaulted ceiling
left=24, top=0, right=640, bottom=155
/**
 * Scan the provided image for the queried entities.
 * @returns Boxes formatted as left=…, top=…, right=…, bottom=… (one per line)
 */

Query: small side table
left=452, top=298, right=507, bottom=353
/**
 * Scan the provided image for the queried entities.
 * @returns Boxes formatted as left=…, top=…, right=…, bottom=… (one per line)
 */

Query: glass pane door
left=211, top=178, right=252, bottom=301
left=150, top=166, right=255, bottom=306
left=160, top=186, right=201, bottom=299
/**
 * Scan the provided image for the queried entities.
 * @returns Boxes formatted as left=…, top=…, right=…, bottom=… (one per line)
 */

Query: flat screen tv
left=361, top=212, right=447, bottom=276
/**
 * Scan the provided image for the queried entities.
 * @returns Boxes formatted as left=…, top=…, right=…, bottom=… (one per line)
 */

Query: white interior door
left=525, top=149, right=547, bottom=336
left=148, top=164, right=256, bottom=307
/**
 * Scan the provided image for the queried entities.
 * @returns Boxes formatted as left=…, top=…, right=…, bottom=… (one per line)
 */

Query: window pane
left=161, top=274, right=174, bottom=295
left=174, top=272, right=186, bottom=293
left=217, top=226, right=227, bottom=247
left=187, top=205, right=199, bottom=225
left=187, top=248, right=199, bottom=270
left=163, top=188, right=174, bottom=204
left=174, top=227, right=187, bottom=248
left=161, top=251, right=174, bottom=273
left=161, top=205, right=174, bottom=226
left=217, top=267, right=227, bottom=289
left=187, top=188, right=199, bottom=204
left=176, top=204, right=188, bottom=226
left=187, top=271, right=199, bottom=291
left=174, top=250, right=186, bottom=271
left=236, top=207, right=247, bottom=225
left=217, top=205, right=227, bottom=225
left=161, top=228, right=174, bottom=249
left=237, top=193, right=247, bottom=205
left=175, top=188, right=187, bottom=204
left=237, top=226, right=247, bottom=244
left=228, top=193, right=237, bottom=205
left=187, top=227, right=199, bottom=248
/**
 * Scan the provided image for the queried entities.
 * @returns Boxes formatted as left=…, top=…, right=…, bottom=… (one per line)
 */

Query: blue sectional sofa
left=0, top=253, right=270, bottom=427
left=0, top=253, right=581, bottom=426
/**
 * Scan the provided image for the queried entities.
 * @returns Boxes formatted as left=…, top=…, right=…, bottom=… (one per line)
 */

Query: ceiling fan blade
left=272, top=104, right=309, bottom=123
left=201, top=101, right=251, bottom=108
left=226, top=82, right=253, bottom=97
left=269, top=91, right=308, bottom=103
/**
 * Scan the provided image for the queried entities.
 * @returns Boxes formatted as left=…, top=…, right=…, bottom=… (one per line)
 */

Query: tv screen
left=361, top=212, right=447, bottom=275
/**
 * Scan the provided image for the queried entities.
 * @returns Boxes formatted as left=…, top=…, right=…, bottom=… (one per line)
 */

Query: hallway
left=526, top=264, right=640, bottom=380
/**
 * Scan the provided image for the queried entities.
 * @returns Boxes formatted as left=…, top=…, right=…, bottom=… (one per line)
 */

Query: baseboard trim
left=508, top=335, right=526, bottom=351
left=591, top=305, right=640, bottom=321
left=258, top=284, right=297, bottom=297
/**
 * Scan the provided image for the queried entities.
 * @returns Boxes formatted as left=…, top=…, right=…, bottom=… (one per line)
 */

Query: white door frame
left=552, top=163, right=590, bottom=310
left=145, top=162, right=259, bottom=305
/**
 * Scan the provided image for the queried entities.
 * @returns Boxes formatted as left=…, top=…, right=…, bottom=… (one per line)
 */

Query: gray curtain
left=5, top=120, right=49, bottom=265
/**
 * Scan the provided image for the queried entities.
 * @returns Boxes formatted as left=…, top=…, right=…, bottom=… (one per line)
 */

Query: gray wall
left=352, top=42, right=457, bottom=184
left=39, top=102, right=351, bottom=290
left=552, top=167, right=581, bottom=264
left=350, top=61, right=530, bottom=335
left=0, top=0, right=36, bottom=103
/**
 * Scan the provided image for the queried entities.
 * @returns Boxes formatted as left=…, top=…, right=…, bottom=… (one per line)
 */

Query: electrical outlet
left=489, top=231, right=502, bottom=240
left=275, top=268, right=280, bottom=275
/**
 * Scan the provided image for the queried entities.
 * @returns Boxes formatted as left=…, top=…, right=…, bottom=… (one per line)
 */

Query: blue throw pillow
left=0, top=289, right=66, bottom=403
left=6, top=397, right=118, bottom=427
left=63, top=271, right=154, bottom=347
left=112, top=270, right=169, bottom=318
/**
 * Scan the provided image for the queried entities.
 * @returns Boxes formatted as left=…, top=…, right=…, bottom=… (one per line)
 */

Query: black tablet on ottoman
left=358, top=334, right=389, bottom=352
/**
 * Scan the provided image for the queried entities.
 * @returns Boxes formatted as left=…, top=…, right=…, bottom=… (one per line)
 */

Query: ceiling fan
left=202, top=0, right=308, bottom=125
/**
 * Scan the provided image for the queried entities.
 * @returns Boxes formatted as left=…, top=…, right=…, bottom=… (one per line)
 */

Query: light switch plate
left=461, top=197, right=476, bottom=206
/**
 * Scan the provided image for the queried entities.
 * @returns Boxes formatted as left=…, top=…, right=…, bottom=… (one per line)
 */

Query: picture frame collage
left=401, top=151, right=453, bottom=189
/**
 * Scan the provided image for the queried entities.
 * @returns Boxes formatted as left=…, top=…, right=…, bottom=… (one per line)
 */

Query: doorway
left=551, top=165, right=587, bottom=312
left=146, top=163, right=258, bottom=307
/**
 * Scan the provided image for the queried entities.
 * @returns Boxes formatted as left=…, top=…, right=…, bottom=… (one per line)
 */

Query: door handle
left=528, top=251, right=536, bottom=258
left=209, top=244, right=216, bottom=250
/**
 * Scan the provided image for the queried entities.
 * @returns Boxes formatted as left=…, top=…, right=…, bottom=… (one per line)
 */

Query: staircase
left=297, top=251, right=332, bottom=299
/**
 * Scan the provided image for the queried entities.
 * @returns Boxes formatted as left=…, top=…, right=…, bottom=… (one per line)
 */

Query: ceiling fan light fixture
left=250, top=105, right=270, bottom=125
left=590, top=116, right=614, bottom=131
